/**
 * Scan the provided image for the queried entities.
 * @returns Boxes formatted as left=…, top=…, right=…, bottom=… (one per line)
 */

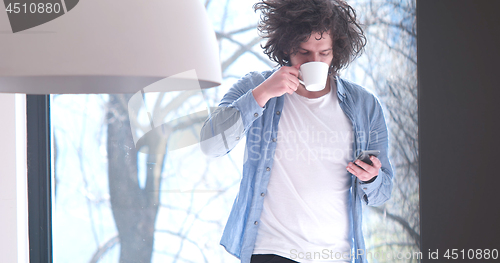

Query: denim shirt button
left=276, top=111, right=280, bottom=115
left=272, top=138, right=277, bottom=142
left=254, top=113, right=259, bottom=117
left=261, top=192, right=265, bottom=197
left=266, top=167, right=270, bottom=171
left=236, top=136, right=240, bottom=140
left=254, top=221, right=258, bottom=225
left=363, top=187, right=367, bottom=190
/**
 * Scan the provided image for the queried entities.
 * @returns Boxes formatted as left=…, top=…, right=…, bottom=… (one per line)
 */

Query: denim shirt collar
left=335, top=75, right=347, bottom=102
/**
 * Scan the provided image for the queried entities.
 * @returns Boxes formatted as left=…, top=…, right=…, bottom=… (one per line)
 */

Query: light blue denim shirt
left=200, top=68, right=394, bottom=263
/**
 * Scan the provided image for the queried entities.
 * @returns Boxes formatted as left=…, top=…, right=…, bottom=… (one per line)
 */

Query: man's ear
left=283, top=51, right=291, bottom=66
left=328, top=59, right=335, bottom=74
left=283, top=59, right=291, bottom=67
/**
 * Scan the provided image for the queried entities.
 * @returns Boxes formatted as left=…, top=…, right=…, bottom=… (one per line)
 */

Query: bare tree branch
left=221, top=36, right=265, bottom=71
left=370, top=206, right=420, bottom=247
left=155, top=229, right=209, bottom=263
left=226, top=24, right=258, bottom=35
left=367, top=242, right=418, bottom=250
left=88, top=235, right=120, bottom=263
left=369, top=33, right=417, bottom=65
left=217, top=32, right=274, bottom=69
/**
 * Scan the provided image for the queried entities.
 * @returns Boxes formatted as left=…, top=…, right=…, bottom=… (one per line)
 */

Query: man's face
left=289, top=31, right=333, bottom=68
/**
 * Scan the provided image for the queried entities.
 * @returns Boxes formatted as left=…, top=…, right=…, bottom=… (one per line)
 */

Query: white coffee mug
left=298, top=61, right=329, bottom=91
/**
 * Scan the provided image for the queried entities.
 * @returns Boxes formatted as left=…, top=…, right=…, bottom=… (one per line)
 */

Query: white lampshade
left=0, top=0, right=221, bottom=94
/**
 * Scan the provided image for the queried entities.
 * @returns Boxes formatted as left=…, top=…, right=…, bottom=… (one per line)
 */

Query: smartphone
left=355, top=150, right=380, bottom=166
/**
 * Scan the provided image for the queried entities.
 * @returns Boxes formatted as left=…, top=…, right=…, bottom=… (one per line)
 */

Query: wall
left=419, top=0, right=500, bottom=261
left=0, top=94, right=28, bottom=262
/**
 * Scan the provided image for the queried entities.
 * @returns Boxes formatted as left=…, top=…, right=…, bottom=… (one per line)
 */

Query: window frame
left=26, top=95, right=52, bottom=263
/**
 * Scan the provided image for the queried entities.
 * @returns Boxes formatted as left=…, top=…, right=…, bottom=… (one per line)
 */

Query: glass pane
left=52, top=1, right=418, bottom=263
left=52, top=91, right=246, bottom=263
left=347, top=1, right=420, bottom=262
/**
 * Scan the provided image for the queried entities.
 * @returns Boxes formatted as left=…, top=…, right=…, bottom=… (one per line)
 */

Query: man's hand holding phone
left=346, top=150, right=382, bottom=182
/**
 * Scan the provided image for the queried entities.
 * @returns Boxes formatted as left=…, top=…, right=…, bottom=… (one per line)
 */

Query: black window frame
left=26, top=94, right=52, bottom=263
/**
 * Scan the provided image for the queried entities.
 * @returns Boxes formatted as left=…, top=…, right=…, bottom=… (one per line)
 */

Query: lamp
left=0, top=0, right=222, bottom=93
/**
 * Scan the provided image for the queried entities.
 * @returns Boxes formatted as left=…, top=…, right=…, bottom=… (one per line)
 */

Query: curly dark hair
left=254, top=0, right=366, bottom=74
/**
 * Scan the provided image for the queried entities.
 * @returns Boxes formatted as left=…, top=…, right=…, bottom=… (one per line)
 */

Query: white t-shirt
left=253, top=80, right=354, bottom=263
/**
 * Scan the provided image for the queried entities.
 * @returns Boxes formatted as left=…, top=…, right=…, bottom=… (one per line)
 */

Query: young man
left=200, top=0, right=394, bottom=262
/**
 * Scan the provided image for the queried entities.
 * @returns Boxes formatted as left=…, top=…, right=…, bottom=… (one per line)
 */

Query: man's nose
left=308, top=53, right=321, bottom=62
